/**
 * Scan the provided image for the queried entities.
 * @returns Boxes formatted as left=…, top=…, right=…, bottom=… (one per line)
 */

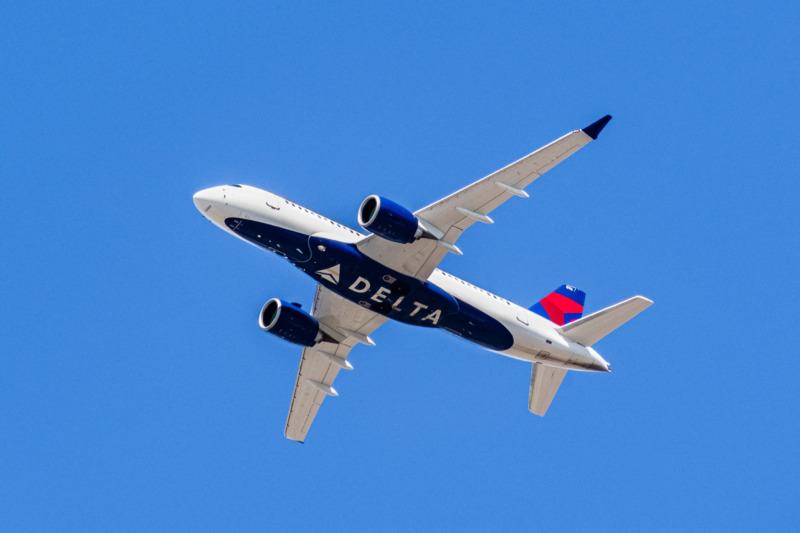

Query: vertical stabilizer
left=530, top=284, right=586, bottom=326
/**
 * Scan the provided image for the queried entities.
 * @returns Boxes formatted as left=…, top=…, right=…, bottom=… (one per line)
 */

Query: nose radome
left=193, top=187, right=219, bottom=214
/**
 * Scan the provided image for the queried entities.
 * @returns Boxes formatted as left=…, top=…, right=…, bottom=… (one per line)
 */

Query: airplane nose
left=193, top=187, right=218, bottom=214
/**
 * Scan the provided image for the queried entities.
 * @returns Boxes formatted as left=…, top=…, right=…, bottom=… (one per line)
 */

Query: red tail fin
left=529, top=284, right=586, bottom=326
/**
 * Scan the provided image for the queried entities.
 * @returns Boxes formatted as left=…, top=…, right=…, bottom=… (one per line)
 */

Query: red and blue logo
left=529, top=284, right=586, bottom=326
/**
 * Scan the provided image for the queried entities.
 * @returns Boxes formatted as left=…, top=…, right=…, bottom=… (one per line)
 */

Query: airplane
left=193, top=114, right=652, bottom=442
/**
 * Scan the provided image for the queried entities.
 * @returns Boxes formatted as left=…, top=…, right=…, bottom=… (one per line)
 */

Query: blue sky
left=2, top=1, right=799, bottom=531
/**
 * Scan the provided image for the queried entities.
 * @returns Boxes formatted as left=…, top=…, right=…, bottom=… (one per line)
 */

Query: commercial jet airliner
left=193, top=115, right=652, bottom=442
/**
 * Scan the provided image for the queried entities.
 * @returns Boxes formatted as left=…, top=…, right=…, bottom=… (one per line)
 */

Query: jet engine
left=357, top=195, right=426, bottom=244
left=258, top=298, right=321, bottom=346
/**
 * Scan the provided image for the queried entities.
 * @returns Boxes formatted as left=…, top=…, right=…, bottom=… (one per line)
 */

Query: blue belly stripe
left=225, top=218, right=514, bottom=351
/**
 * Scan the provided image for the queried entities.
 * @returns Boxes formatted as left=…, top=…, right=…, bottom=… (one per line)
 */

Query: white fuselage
left=193, top=184, right=609, bottom=373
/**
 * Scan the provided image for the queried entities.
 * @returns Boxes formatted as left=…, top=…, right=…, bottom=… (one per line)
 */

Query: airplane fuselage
left=194, top=184, right=610, bottom=372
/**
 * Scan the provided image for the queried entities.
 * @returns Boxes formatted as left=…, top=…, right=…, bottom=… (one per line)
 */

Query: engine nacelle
left=258, top=298, right=321, bottom=346
left=357, top=195, right=423, bottom=244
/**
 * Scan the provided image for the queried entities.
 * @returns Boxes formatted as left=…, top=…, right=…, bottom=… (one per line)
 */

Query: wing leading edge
left=357, top=115, right=612, bottom=280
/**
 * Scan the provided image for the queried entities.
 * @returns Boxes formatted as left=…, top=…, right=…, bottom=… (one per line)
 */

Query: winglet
left=581, top=114, right=612, bottom=140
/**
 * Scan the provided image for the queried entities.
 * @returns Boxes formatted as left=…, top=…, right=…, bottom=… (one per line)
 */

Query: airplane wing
left=284, top=284, right=387, bottom=442
left=528, top=363, right=567, bottom=416
left=357, top=115, right=612, bottom=280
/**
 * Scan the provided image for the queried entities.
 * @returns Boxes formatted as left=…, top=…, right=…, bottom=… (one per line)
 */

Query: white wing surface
left=357, top=116, right=612, bottom=280
left=284, top=285, right=387, bottom=442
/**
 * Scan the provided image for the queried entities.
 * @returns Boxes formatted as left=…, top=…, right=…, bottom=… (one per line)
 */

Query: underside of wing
left=357, top=116, right=612, bottom=280
left=284, top=285, right=386, bottom=442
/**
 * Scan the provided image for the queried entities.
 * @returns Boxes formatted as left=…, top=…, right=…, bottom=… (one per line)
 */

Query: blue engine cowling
left=357, top=195, right=421, bottom=244
left=258, top=298, right=320, bottom=346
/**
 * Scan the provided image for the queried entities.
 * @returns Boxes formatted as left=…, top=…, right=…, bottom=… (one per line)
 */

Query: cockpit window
left=228, top=184, right=242, bottom=188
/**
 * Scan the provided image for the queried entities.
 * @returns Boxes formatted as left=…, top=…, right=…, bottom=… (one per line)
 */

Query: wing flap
left=284, top=342, right=346, bottom=441
left=528, top=363, right=568, bottom=416
left=284, top=286, right=387, bottom=442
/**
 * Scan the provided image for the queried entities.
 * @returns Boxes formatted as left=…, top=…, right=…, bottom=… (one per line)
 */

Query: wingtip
left=581, top=114, right=612, bottom=140
left=637, top=295, right=655, bottom=306
left=285, top=433, right=305, bottom=444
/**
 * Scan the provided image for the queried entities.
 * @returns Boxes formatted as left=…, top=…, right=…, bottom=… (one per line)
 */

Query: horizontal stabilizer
left=559, top=295, right=653, bottom=347
left=528, top=364, right=568, bottom=416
